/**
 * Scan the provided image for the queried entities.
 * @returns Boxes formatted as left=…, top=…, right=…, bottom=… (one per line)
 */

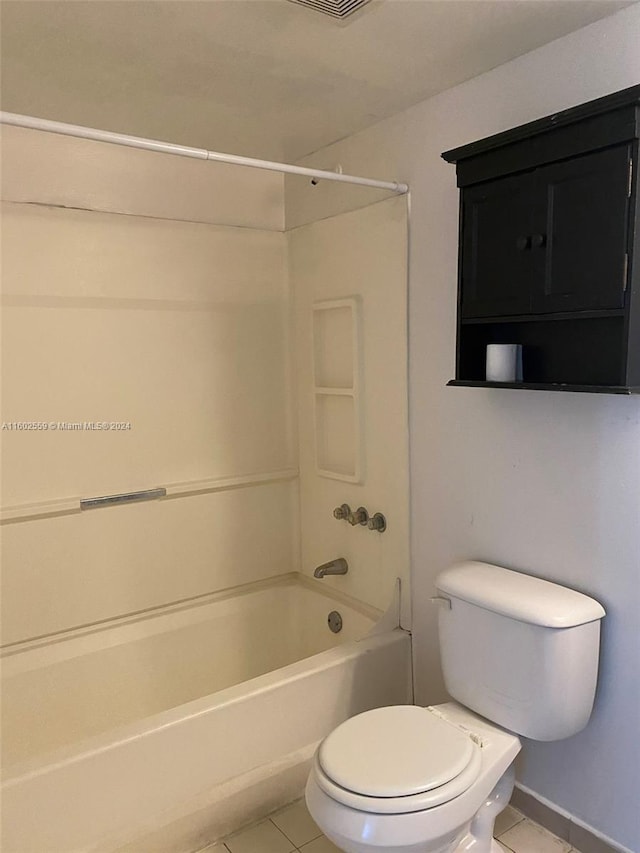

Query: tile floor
left=201, top=800, right=582, bottom=853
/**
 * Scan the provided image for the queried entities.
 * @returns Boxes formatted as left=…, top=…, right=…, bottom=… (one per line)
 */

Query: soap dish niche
left=312, top=297, right=362, bottom=483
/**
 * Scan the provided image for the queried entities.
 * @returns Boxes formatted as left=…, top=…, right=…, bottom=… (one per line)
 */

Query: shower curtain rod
left=0, top=112, right=409, bottom=194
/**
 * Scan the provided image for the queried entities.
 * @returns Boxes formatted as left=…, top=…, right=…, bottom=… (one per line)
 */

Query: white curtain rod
left=0, top=111, right=409, bottom=194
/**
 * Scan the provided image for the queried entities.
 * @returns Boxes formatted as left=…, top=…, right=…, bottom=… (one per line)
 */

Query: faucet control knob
left=348, top=506, right=369, bottom=526
left=333, top=503, right=351, bottom=521
left=367, top=512, right=387, bottom=533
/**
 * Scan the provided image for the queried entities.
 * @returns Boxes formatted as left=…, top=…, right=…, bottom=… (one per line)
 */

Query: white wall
left=286, top=6, right=640, bottom=850
left=289, top=196, right=410, bottom=622
left=1, top=128, right=297, bottom=644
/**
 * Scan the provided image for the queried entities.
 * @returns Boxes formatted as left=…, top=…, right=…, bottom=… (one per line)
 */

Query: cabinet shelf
left=460, top=309, right=625, bottom=325
left=447, top=380, right=638, bottom=394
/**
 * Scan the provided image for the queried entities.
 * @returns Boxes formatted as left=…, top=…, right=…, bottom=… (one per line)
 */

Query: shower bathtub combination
left=1, top=574, right=411, bottom=852
left=0, top=110, right=411, bottom=853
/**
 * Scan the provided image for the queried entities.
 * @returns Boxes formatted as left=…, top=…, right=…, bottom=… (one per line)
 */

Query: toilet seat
left=315, top=706, right=482, bottom=815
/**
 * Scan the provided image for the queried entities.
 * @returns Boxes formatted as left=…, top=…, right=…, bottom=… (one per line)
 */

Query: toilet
left=306, top=561, right=605, bottom=853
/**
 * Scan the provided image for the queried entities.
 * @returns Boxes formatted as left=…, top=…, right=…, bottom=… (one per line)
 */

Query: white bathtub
left=1, top=574, right=412, bottom=852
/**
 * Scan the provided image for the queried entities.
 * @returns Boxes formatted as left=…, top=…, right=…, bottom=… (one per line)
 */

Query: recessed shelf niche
left=312, top=298, right=362, bottom=483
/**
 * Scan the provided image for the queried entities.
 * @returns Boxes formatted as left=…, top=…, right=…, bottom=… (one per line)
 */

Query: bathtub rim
left=1, top=571, right=382, bottom=656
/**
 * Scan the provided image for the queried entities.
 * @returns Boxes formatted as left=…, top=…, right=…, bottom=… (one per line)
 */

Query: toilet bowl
left=305, top=562, right=606, bottom=853
left=306, top=703, right=519, bottom=853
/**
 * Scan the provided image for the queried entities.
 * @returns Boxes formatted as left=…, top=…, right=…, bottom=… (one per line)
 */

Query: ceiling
left=0, top=0, right=634, bottom=161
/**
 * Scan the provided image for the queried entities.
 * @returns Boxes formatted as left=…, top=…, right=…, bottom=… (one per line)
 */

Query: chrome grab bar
left=80, top=488, right=166, bottom=510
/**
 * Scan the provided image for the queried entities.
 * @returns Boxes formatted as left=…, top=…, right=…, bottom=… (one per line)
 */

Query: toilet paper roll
left=486, top=344, right=523, bottom=383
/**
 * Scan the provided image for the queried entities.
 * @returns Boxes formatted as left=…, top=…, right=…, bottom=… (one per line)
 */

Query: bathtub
left=1, top=573, right=412, bottom=852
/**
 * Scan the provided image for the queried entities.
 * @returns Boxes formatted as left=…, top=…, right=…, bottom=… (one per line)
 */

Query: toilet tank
left=435, top=562, right=605, bottom=741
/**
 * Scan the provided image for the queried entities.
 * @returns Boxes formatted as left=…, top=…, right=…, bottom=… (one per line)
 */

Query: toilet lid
left=318, top=706, right=476, bottom=798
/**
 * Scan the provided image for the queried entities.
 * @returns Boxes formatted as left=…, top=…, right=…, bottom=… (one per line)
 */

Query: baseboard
left=511, top=783, right=635, bottom=853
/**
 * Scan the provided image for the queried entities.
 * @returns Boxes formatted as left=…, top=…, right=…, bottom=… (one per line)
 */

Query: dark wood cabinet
left=444, top=86, right=640, bottom=393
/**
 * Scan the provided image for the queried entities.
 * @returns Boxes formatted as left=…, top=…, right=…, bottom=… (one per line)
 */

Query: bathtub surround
left=289, top=196, right=410, bottom=622
left=0, top=126, right=296, bottom=644
left=1, top=123, right=410, bottom=642
left=286, top=5, right=640, bottom=851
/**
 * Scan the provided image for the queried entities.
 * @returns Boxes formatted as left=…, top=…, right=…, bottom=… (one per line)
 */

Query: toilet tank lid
left=437, top=562, right=605, bottom=628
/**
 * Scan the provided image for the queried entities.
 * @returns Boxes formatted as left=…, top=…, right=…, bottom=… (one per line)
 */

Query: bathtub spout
left=314, top=558, right=348, bottom=578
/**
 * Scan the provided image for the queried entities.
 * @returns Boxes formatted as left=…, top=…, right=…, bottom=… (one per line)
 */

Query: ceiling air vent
left=287, top=0, right=373, bottom=20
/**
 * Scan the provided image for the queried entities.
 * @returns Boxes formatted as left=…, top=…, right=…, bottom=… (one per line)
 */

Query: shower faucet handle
left=367, top=512, right=387, bottom=533
left=348, top=506, right=369, bottom=526
left=333, top=503, right=351, bottom=521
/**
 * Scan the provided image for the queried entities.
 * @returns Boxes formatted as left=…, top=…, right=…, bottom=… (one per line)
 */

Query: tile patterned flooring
left=201, top=799, right=582, bottom=853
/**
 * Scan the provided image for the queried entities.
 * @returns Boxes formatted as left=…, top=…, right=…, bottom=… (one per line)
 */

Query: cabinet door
left=532, top=144, right=631, bottom=313
left=461, top=173, right=536, bottom=318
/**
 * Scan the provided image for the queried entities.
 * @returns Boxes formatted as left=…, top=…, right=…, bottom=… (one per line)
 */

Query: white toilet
left=306, top=561, right=605, bottom=853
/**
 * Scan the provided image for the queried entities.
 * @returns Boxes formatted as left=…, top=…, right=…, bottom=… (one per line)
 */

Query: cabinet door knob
left=516, top=236, right=531, bottom=251
left=531, top=233, right=547, bottom=249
